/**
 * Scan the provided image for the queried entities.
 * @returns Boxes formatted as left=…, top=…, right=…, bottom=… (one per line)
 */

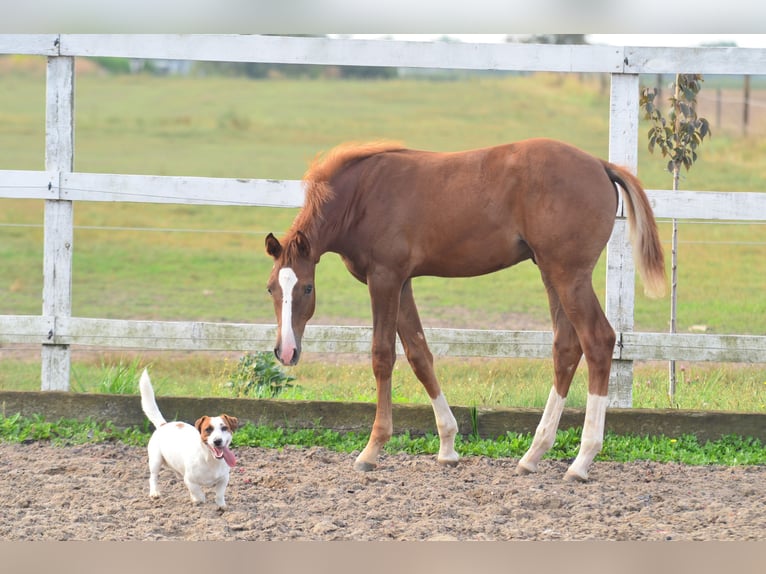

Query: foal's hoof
left=515, top=462, right=536, bottom=476
left=354, top=460, right=377, bottom=472
left=437, top=457, right=459, bottom=468
left=563, top=469, right=588, bottom=483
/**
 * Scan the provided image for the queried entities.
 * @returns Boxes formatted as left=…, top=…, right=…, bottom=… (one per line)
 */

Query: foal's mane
left=284, top=141, right=405, bottom=253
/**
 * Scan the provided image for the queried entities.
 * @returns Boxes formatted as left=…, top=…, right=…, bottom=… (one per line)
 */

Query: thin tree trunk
left=668, top=75, right=682, bottom=405
left=669, top=218, right=678, bottom=401
left=669, top=165, right=680, bottom=404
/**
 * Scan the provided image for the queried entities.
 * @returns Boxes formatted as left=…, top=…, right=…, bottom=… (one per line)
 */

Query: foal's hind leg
left=562, top=294, right=614, bottom=482
left=554, top=278, right=615, bottom=481
left=517, top=281, right=583, bottom=475
left=397, top=279, right=459, bottom=466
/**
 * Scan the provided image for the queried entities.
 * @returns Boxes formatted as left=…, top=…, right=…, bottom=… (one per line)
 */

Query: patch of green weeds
left=1, top=413, right=764, bottom=466
left=225, top=352, right=296, bottom=398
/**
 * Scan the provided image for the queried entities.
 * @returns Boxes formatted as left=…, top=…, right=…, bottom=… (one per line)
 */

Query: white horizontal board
left=53, top=318, right=275, bottom=351
left=3, top=315, right=762, bottom=364
left=0, top=315, right=52, bottom=344
left=621, top=332, right=766, bottom=363
left=0, top=34, right=58, bottom=55
left=647, top=190, right=766, bottom=221
left=0, top=170, right=56, bottom=200
left=59, top=173, right=305, bottom=207
left=5, top=35, right=766, bottom=76
left=303, top=326, right=556, bottom=358
left=58, top=34, right=624, bottom=73
left=423, top=328, right=553, bottom=358
left=5, top=171, right=766, bottom=220
left=625, top=46, right=766, bottom=75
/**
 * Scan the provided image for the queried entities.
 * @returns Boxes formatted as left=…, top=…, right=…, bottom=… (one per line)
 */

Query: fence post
left=41, top=50, right=75, bottom=391
left=605, top=72, right=640, bottom=407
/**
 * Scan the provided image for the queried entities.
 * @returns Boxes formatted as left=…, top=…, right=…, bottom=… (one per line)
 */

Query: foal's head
left=265, top=231, right=317, bottom=366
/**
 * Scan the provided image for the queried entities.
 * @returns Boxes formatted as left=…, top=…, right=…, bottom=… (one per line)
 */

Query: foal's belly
left=412, top=232, right=533, bottom=278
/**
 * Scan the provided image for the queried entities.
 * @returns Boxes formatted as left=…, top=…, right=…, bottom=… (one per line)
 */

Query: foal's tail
left=603, top=162, right=667, bottom=298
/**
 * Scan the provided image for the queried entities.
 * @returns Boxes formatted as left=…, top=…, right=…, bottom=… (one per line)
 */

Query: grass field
left=1, top=61, right=764, bottom=411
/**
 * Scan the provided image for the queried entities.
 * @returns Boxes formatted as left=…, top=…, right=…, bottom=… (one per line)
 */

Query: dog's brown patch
left=194, top=416, right=212, bottom=442
left=221, top=414, right=239, bottom=432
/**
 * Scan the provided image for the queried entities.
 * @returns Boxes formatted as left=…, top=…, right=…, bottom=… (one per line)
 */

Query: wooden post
left=605, top=73, right=640, bottom=407
left=42, top=51, right=75, bottom=391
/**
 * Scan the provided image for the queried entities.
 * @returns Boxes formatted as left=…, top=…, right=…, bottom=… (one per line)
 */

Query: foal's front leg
left=354, top=278, right=401, bottom=472
left=397, top=279, right=459, bottom=467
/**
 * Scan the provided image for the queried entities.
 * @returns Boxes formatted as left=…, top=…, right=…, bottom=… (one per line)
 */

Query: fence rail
left=4, top=34, right=766, bottom=75
left=2, top=316, right=765, bottom=365
left=1, top=34, right=765, bottom=405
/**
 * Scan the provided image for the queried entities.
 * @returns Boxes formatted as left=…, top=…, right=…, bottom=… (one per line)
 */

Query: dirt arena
left=1, top=441, right=764, bottom=541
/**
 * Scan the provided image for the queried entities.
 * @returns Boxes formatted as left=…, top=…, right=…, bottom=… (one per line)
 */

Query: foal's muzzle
left=274, top=346, right=300, bottom=366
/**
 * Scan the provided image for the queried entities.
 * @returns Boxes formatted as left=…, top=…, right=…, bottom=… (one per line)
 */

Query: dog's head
left=195, top=414, right=239, bottom=467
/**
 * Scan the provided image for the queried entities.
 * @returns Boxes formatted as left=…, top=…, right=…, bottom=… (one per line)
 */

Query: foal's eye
left=304, top=284, right=313, bottom=295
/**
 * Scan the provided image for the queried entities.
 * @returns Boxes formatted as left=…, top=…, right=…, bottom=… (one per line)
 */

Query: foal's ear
left=265, top=233, right=282, bottom=259
left=294, top=230, right=312, bottom=258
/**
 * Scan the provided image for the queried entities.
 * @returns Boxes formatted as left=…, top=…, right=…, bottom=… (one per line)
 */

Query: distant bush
left=90, top=57, right=133, bottom=74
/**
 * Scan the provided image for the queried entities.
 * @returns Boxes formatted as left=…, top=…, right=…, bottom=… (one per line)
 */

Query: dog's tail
left=139, top=368, right=167, bottom=429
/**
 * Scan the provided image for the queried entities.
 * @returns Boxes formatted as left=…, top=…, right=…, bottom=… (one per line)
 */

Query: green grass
left=1, top=67, right=765, bottom=410
left=0, top=412, right=763, bottom=466
left=70, top=356, right=143, bottom=394
left=1, top=352, right=764, bottom=412
left=0, top=413, right=150, bottom=447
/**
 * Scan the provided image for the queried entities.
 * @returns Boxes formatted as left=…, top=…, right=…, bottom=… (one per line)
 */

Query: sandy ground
left=1, top=441, right=764, bottom=541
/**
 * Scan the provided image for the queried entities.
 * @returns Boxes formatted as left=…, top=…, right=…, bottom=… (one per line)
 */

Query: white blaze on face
left=278, top=267, right=298, bottom=363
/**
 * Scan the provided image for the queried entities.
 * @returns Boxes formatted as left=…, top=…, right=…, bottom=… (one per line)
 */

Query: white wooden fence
left=1, top=34, right=765, bottom=407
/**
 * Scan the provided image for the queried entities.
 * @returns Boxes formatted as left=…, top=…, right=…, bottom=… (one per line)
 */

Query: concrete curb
left=1, top=390, right=764, bottom=442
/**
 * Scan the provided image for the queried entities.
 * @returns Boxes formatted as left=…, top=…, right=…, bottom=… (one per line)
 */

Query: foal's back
left=328, top=138, right=618, bottom=278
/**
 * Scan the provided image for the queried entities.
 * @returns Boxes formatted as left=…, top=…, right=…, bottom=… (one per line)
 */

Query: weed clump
left=226, top=351, right=295, bottom=398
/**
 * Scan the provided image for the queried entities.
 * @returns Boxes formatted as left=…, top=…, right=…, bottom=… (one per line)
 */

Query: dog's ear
left=221, top=414, right=239, bottom=432
left=194, top=416, right=209, bottom=435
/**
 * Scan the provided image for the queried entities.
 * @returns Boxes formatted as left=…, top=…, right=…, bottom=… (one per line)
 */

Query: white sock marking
left=567, top=393, right=608, bottom=480
left=431, top=393, right=459, bottom=463
left=518, top=386, right=566, bottom=472
left=278, top=267, right=298, bottom=362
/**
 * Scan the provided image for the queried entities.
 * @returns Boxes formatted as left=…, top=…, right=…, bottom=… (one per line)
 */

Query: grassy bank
left=1, top=352, right=764, bottom=412
left=1, top=412, right=764, bottom=466
left=1, top=69, right=764, bottom=407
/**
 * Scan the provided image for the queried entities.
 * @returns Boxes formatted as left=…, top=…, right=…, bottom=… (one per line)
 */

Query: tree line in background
left=93, top=55, right=399, bottom=79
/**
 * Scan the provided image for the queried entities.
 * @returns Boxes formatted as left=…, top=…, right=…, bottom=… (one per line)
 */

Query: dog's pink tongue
left=222, top=447, right=236, bottom=467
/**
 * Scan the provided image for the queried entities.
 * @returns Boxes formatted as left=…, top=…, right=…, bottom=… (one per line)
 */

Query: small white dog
left=139, top=368, right=238, bottom=509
